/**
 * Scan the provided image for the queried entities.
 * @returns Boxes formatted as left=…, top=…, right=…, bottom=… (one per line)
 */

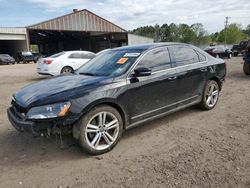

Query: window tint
left=50, top=52, right=65, bottom=58
left=196, top=51, right=206, bottom=62
left=137, top=48, right=171, bottom=72
left=77, top=49, right=143, bottom=77
left=81, top=53, right=96, bottom=59
left=68, top=53, right=82, bottom=59
left=171, top=46, right=199, bottom=66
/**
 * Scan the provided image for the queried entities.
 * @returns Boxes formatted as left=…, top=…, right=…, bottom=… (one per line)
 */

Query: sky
left=0, top=0, right=249, bottom=33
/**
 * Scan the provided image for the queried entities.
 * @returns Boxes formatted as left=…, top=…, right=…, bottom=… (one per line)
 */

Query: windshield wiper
left=79, top=72, right=95, bottom=76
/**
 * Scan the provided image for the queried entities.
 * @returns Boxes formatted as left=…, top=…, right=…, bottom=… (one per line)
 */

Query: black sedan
left=0, top=54, right=15, bottom=65
left=204, top=46, right=232, bottom=59
left=7, top=43, right=226, bottom=155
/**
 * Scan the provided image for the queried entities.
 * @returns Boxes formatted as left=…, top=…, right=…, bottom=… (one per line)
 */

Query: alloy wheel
left=206, top=83, right=219, bottom=107
left=85, top=112, right=119, bottom=150
left=62, top=68, right=73, bottom=74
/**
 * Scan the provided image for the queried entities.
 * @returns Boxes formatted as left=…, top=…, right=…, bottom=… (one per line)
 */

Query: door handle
left=200, top=68, right=207, bottom=72
left=168, top=76, right=177, bottom=80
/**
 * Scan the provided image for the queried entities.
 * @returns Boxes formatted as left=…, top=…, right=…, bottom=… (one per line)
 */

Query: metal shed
left=27, top=9, right=128, bottom=54
left=0, top=27, right=29, bottom=56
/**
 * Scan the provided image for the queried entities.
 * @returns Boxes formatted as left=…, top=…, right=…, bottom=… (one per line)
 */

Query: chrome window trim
left=126, top=46, right=172, bottom=78
left=126, top=44, right=210, bottom=79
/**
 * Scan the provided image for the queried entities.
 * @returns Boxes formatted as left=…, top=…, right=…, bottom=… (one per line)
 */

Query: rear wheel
left=243, top=62, right=250, bottom=75
left=199, top=80, right=220, bottom=110
left=61, top=66, right=74, bottom=74
left=78, top=105, right=123, bottom=155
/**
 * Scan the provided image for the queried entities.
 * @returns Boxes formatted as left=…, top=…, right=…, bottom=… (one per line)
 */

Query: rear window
left=50, top=52, right=65, bottom=58
left=196, top=51, right=206, bottom=62
left=170, top=46, right=199, bottom=66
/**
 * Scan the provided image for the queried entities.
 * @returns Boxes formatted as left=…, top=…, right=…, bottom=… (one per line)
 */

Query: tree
left=217, top=23, right=248, bottom=44
left=242, top=24, right=250, bottom=38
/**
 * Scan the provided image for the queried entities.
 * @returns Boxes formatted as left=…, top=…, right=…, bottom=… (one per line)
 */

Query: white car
left=37, top=51, right=96, bottom=76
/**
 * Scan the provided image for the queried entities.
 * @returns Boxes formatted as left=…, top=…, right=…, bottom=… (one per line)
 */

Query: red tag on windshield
left=117, top=58, right=128, bottom=64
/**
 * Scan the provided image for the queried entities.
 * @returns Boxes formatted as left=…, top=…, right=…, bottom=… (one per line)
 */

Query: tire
left=243, top=62, right=250, bottom=75
left=233, top=52, right=237, bottom=57
left=199, top=80, right=220, bottom=110
left=61, top=66, right=74, bottom=74
left=78, top=105, right=123, bottom=155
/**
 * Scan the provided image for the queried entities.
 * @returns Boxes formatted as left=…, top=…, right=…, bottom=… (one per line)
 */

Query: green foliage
left=130, top=22, right=249, bottom=46
left=216, top=24, right=248, bottom=44
left=242, top=24, right=250, bottom=38
left=131, top=23, right=211, bottom=46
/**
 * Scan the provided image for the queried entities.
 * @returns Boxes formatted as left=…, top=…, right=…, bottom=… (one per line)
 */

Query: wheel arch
left=73, top=98, right=128, bottom=140
left=61, top=66, right=74, bottom=74
left=208, top=76, right=222, bottom=90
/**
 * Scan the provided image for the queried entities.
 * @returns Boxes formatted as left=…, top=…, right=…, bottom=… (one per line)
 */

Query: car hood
left=14, top=74, right=111, bottom=107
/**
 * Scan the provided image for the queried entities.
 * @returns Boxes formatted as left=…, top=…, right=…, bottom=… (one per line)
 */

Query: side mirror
left=133, top=67, right=152, bottom=77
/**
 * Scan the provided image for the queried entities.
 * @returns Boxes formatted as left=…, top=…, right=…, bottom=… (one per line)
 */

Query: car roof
left=65, top=50, right=95, bottom=54
left=113, top=42, right=189, bottom=51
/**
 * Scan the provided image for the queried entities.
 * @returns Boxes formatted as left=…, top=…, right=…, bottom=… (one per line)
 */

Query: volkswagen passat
left=7, top=43, right=226, bottom=155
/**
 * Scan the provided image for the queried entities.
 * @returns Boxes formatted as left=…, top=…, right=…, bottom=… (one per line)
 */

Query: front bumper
left=7, top=107, right=52, bottom=135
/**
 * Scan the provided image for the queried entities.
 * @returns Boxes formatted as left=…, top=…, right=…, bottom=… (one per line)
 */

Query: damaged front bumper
left=7, top=107, right=53, bottom=135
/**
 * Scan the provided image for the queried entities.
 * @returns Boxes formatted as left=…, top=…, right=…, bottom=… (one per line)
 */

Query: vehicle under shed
left=28, top=29, right=128, bottom=55
left=0, top=9, right=153, bottom=56
left=0, top=27, right=28, bottom=56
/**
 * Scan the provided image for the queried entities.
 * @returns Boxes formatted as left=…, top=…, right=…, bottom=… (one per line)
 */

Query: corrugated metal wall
left=28, top=10, right=126, bottom=33
left=0, top=27, right=27, bottom=34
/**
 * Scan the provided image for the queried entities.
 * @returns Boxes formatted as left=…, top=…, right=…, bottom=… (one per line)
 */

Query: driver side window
left=137, top=47, right=171, bottom=72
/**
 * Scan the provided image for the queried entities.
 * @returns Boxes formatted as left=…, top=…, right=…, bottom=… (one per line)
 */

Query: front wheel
left=78, top=105, right=123, bottom=155
left=243, top=62, right=250, bottom=75
left=199, top=80, right=220, bottom=110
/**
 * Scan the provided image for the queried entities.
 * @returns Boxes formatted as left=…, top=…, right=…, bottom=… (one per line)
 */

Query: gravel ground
left=0, top=57, right=249, bottom=188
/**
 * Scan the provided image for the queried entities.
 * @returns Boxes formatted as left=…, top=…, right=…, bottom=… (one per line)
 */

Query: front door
left=125, top=47, right=178, bottom=124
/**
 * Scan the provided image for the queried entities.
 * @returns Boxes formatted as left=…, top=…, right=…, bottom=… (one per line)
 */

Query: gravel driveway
left=0, top=57, right=249, bottom=188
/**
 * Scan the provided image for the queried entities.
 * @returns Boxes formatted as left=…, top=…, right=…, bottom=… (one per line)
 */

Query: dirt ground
left=0, top=57, right=249, bottom=188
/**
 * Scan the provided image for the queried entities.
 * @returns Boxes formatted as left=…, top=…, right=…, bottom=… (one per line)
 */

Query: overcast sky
left=0, top=0, right=249, bottom=33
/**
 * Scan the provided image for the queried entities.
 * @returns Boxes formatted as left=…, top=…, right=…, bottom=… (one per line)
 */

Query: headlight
left=27, top=102, right=71, bottom=119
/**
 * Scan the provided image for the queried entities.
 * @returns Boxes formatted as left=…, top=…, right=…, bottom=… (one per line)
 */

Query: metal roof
left=27, top=9, right=126, bottom=33
left=0, top=27, right=27, bottom=34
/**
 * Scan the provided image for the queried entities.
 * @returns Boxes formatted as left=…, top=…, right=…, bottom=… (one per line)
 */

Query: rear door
left=126, top=47, right=178, bottom=123
left=169, top=45, right=207, bottom=106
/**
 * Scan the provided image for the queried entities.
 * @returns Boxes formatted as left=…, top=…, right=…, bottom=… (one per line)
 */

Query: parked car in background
left=0, top=54, right=15, bottom=65
left=37, top=51, right=96, bottom=76
left=231, top=40, right=248, bottom=56
left=7, top=43, right=226, bottom=155
left=32, top=52, right=44, bottom=62
left=204, top=46, right=232, bottom=59
left=15, top=52, right=36, bottom=64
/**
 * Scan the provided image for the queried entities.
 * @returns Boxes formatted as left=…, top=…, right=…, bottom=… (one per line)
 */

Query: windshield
left=77, top=49, right=143, bottom=77
left=50, top=52, right=65, bottom=58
